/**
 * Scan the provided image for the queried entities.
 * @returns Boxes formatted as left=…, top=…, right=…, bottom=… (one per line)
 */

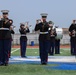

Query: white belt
left=0, top=28, right=9, bottom=30
left=40, top=32, right=48, bottom=34
left=21, top=34, right=26, bottom=36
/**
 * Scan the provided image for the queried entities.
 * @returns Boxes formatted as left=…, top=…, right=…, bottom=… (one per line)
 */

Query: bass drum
left=55, top=28, right=63, bottom=39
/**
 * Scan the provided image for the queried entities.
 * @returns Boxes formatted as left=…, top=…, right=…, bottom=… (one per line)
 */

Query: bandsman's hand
left=10, top=26, right=13, bottom=30
left=69, top=32, right=71, bottom=36
left=36, top=20, right=39, bottom=24
left=36, top=19, right=41, bottom=24
left=26, top=25, right=29, bottom=28
left=9, top=20, right=13, bottom=24
left=41, top=19, right=43, bottom=23
left=25, top=25, right=29, bottom=28
left=0, top=15, right=3, bottom=19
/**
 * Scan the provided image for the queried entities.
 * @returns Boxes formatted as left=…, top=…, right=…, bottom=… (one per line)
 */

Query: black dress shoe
left=55, top=53, right=60, bottom=54
left=0, top=62, right=4, bottom=66
left=4, top=63, right=8, bottom=66
left=49, top=53, right=54, bottom=56
left=41, top=62, right=47, bottom=65
left=21, top=56, right=27, bottom=58
left=0, top=63, right=4, bottom=66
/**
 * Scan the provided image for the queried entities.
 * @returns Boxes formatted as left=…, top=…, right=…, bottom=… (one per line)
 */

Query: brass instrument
left=71, top=30, right=76, bottom=37
left=24, top=22, right=32, bottom=29
left=20, top=22, right=32, bottom=30
left=50, top=27, right=56, bottom=37
left=10, top=25, right=16, bottom=30
left=36, top=19, right=41, bottom=24
left=0, top=17, right=11, bottom=26
left=3, top=18, right=9, bottom=24
left=0, top=15, right=9, bottom=24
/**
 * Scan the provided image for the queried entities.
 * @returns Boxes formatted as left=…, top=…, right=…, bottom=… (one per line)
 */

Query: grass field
left=11, top=48, right=71, bottom=56
left=0, top=47, right=76, bottom=75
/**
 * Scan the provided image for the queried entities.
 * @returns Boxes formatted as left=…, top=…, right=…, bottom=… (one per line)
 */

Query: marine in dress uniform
left=35, top=13, right=50, bottom=65
left=19, top=23, right=30, bottom=58
left=48, top=21, right=57, bottom=55
left=69, top=20, right=76, bottom=55
left=0, top=10, right=13, bottom=66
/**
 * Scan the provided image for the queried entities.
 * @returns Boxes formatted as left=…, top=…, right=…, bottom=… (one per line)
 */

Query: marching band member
left=69, top=20, right=76, bottom=55
left=0, top=10, right=13, bottom=66
left=19, top=23, right=30, bottom=58
left=35, top=13, right=50, bottom=65
left=48, top=21, right=57, bottom=55
left=55, top=26, right=63, bottom=54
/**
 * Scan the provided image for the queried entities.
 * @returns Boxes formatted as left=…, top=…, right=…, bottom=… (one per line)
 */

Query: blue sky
left=0, top=0, right=76, bottom=32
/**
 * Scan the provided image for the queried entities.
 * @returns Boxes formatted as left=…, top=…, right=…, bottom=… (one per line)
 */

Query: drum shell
left=55, top=28, right=63, bottom=39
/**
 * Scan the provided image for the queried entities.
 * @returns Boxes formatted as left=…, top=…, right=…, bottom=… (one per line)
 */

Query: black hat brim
left=42, top=16, right=47, bottom=18
left=3, top=13, right=8, bottom=15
